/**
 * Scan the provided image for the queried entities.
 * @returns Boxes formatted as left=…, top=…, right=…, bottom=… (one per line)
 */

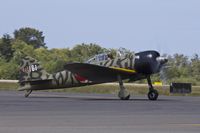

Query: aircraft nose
left=156, top=57, right=168, bottom=65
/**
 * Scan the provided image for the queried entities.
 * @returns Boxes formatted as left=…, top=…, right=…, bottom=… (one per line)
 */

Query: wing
left=64, top=63, right=137, bottom=83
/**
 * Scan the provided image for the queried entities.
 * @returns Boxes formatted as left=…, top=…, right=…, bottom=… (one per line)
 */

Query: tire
left=148, top=90, right=158, bottom=100
left=120, top=94, right=130, bottom=100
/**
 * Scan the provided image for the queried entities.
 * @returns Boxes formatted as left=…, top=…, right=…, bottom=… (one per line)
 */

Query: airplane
left=18, top=49, right=168, bottom=100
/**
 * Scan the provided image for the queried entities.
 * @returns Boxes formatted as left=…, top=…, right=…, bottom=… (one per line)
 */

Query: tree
left=14, top=27, right=46, bottom=49
left=191, top=54, right=200, bottom=82
left=34, top=48, right=71, bottom=73
left=71, top=43, right=104, bottom=62
left=0, top=34, right=14, bottom=61
left=0, top=58, right=18, bottom=79
left=11, top=39, right=35, bottom=64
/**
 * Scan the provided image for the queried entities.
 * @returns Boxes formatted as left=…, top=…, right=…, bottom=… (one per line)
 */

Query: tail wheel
left=148, top=90, right=158, bottom=100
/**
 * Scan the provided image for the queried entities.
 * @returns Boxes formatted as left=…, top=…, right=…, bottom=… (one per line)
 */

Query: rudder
left=19, top=56, right=52, bottom=83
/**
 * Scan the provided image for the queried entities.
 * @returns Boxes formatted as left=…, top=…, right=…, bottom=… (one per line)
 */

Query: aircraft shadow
left=27, top=95, right=176, bottom=102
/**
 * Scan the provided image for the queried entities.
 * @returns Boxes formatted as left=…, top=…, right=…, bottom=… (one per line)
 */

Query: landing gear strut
left=25, top=90, right=32, bottom=98
left=118, top=75, right=130, bottom=100
left=147, top=76, right=158, bottom=100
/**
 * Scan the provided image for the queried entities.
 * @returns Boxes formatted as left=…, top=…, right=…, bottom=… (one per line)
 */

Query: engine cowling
left=134, top=51, right=167, bottom=75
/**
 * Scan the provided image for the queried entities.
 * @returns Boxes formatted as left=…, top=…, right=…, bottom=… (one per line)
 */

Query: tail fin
left=19, top=56, right=52, bottom=83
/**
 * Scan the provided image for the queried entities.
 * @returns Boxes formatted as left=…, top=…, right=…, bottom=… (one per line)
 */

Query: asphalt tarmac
left=0, top=91, right=200, bottom=133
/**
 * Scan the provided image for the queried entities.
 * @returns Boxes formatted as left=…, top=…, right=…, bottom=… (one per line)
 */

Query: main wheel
left=148, top=90, right=158, bottom=100
left=120, top=94, right=130, bottom=100
left=118, top=89, right=130, bottom=100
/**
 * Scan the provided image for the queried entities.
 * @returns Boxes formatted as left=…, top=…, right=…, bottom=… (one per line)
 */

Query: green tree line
left=0, top=27, right=200, bottom=85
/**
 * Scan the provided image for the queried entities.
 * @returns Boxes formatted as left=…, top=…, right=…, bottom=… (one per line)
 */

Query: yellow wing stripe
left=109, top=67, right=136, bottom=73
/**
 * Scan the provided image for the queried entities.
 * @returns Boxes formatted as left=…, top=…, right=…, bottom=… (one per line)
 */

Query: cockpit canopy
left=85, top=53, right=109, bottom=64
left=85, top=48, right=135, bottom=64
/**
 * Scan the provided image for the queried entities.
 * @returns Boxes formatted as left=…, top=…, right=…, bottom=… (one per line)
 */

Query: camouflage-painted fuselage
left=20, top=71, right=89, bottom=91
left=93, top=53, right=135, bottom=69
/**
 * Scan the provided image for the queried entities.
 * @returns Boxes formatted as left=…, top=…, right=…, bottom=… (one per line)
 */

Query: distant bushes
left=0, top=27, right=200, bottom=85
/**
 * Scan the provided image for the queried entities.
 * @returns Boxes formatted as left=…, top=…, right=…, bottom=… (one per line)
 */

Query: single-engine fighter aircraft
left=18, top=50, right=167, bottom=100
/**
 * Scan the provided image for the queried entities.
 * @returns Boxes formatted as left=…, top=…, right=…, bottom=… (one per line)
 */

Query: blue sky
left=0, top=0, right=200, bottom=56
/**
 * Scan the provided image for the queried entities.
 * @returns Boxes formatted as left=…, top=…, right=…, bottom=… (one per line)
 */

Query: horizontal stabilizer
left=18, top=79, right=53, bottom=91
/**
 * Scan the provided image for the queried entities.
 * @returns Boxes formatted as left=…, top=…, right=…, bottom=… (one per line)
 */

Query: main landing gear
left=117, top=75, right=158, bottom=100
left=147, top=76, right=158, bottom=100
left=118, top=75, right=130, bottom=100
left=25, top=90, right=32, bottom=98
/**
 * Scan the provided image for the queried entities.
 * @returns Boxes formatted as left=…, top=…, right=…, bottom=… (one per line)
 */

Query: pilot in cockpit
left=107, top=53, right=114, bottom=60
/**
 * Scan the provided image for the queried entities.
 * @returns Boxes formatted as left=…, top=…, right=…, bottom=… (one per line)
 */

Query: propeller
left=156, top=44, right=171, bottom=88
left=157, top=54, right=170, bottom=90
left=159, top=64, right=168, bottom=89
